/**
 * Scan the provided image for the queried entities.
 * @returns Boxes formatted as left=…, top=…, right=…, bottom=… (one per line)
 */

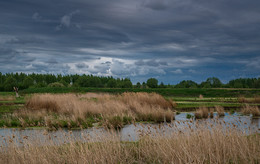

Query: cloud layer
left=0, top=0, right=260, bottom=83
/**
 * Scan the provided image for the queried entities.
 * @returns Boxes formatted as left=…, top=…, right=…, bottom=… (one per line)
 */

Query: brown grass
left=215, top=105, right=225, bottom=117
left=0, top=121, right=259, bottom=163
left=241, top=104, right=260, bottom=117
left=195, top=106, right=209, bottom=119
left=0, top=95, right=15, bottom=101
left=23, top=92, right=175, bottom=125
left=238, top=96, right=260, bottom=103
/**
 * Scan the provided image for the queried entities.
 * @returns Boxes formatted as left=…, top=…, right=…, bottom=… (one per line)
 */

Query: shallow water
left=0, top=113, right=259, bottom=147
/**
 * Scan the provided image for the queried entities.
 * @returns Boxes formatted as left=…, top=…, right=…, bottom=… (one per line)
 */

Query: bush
left=186, top=113, right=194, bottom=119
left=48, top=82, right=65, bottom=88
left=10, top=119, right=21, bottom=127
left=195, top=107, right=209, bottom=119
left=215, top=106, right=225, bottom=117
left=105, top=116, right=123, bottom=129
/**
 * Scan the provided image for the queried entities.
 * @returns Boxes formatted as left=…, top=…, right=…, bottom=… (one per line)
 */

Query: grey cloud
left=0, top=0, right=260, bottom=83
left=135, top=60, right=168, bottom=67
left=32, top=12, right=41, bottom=20
left=46, top=58, right=58, bottom=64
left=171, top=69, right=183, bottom=74
left=56, top=10, right=80, bottom=30
left=5, top=37, right=44, bottom=45
left=141, top=0, right=167, bottom=10
left=76, top=63, right=89, bottom=69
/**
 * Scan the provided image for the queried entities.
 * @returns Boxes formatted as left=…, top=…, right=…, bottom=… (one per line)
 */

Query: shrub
left=186, top=113, right=194, bottom=119
left=105, top=116, right=123, bottom=129
left=241, top=105, right=260, bottom=117
left=48, top=82, right=65, bottom=88
left=10, top=119, right=21, bottom=127
left=215, top=106, right=225, bottom=117
left=195, top=107, right=208, bottom=119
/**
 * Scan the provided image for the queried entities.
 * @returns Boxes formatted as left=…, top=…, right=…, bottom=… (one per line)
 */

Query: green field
left=20, top=87, right=260, bottom=97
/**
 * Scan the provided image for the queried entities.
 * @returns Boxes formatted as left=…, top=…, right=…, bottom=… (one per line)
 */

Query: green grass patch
left=0, top=105, right=22, bottom=113
left=20, top=87, right=260, bottom=97
left=176, top=102, right=243, bottom=109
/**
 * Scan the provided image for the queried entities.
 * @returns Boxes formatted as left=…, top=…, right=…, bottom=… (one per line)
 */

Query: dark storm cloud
left=0, top=0, right=260, bottom=83
left=135, top=60, right=168, bottom=67
left=141, top=0, right=168, bottom=10
left=76, top=63, right=89, bottom=69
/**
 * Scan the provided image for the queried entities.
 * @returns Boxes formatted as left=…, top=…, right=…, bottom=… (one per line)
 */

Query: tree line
left=0, top=72, right=260, bottom=91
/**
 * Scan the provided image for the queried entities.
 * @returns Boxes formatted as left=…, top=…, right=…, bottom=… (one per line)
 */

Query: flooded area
left=1, top=113, right=259, bottom=147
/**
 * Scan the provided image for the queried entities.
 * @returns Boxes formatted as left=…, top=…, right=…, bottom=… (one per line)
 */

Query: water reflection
left=0, top=113, right=259, bottom=147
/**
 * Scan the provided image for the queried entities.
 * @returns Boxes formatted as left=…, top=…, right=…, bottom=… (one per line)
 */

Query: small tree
left=4, top=76, right=17, bottom=91
left=22, top=76, right=34, bottom=89
left=147, top=78, right=158, bottom=88
left=107, top=79, right=117, bottom=88
left=136, top=82, right=141, bottom=88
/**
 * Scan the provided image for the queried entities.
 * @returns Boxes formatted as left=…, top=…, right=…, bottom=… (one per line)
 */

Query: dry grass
left=194, top=106, right=209, bottom=119
left=241, top=104, right=260, bottom=117
left=0, top=95, right=15, bottom=101
left=0, top=121, right=259, bottom=163
left=238, top=96, right=260, bottom=103
left=199, top=94, right=204, bottom=99
left=215, top=105, right=225, bottom=117
left=22, top=92, right=176, bottom=127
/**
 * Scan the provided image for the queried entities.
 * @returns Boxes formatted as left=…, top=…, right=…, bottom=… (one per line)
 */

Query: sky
left=1, top=0, right=260, bottom=84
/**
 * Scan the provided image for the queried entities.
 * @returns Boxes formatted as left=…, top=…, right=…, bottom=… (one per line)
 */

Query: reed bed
left=0, top=120, right=259, bottom=164
left=238, top=96, right=260, bottom=103
left=241, top=104, right=260, bottom=117
left=215, top=105, right=225, bottom=117
left=5, top=92, right=176, bottom=129
left=25, top=92, right=175, bottom=117
left=194, top=106, right=209, bottom=119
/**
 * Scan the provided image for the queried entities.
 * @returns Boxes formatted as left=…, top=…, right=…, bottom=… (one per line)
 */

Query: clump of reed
left=238, top=96, right=247, bottom=103
left=0, top=121, right=259, bottom=163
left=22, top=92, right=176, bottom=128
left=238, top=96, right=260, bottom=103
left=241, top=104, right=260, bottom=117
left=194, top=107, right=209, bottom=119
left=215, top=105, right=225, bottom=117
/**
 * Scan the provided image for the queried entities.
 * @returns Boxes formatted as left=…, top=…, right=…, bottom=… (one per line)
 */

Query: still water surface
left=0, top=113, right=259, bottom=147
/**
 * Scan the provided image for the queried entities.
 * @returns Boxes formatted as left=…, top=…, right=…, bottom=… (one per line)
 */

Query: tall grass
left=215, top=105, right=225, bottom=117
left=241, top=104, right=260, bottom=117
left=194, top=107, right=209, bottom=119
left=21, top=92, right=176, bottom=128
left=238, top=96, right=260, bottom=103
left=0, top=121, right=259, bottom=163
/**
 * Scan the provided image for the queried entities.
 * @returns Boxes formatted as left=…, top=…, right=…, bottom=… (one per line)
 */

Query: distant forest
left=0, top=72, right=260, bottom=91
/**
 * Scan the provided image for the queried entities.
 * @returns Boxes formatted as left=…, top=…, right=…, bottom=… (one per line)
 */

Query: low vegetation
left=241, top=104, right=260, bottom=117
left=0, top=121, right=259, bottom=163
left=194, top=107, right=209, bottom=119
left=0, top=95, right=15, bottom=101
left=238, top=96, right=260, bottom=103
left=215, top=105, right=225, bottom=117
